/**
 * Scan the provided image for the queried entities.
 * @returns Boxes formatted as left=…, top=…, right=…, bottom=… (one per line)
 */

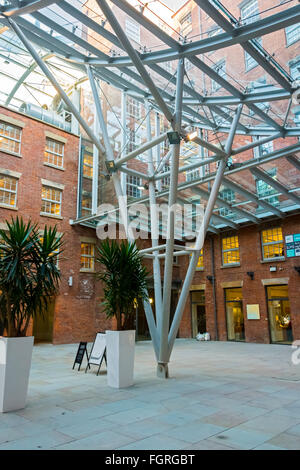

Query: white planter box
left=106, top=330, right=135, bottom=388
left=0, top=336, right=34, bottom=413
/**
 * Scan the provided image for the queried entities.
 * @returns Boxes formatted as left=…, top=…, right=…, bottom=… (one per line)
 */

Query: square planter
left=106, top=330, right=135, bottom=388
left=0, top=336, right=34, bottom=413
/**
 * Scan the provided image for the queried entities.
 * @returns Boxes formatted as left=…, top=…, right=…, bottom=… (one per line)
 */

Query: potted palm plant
left=0, top=217, right=63, bottom=412
left=96, top=239, right=148, bottom=388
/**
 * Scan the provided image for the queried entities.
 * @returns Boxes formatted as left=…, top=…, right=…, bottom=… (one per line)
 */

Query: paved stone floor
left=1, top=339, right=300, bottom=450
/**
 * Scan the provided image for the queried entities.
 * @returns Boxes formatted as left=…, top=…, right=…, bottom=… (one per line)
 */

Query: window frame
left=41, top=185, right=62, bottom=218
left=285, top=24, right=300, bottom=47
left=44, top=137, right=64, bottom=169
left=222, top=235, right=240, bottom=266
left=261, top=227, right=284, bottom=261
left=80, top=242, right=95, bottom=272
left=0, top=174, right=18, bottom=209
left=0, top=121, right=22, bottom=156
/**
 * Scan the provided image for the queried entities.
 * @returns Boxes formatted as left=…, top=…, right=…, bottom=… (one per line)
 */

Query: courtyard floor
left=1, top=339, right=300, bottom=450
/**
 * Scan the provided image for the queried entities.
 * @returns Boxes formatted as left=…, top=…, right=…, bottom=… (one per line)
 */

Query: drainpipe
left=210, top=236, right=219, bottom=341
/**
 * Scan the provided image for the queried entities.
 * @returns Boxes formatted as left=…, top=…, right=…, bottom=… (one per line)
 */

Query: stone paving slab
left=0, top=340, right=299, bottom=450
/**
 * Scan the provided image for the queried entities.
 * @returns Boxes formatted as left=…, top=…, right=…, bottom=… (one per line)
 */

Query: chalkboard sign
left=72, top=342, right=90, bottom=371
left=85, top=332, right=107, bottom=375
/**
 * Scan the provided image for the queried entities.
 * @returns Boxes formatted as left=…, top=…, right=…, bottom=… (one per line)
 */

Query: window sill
left=44, top=163, right=65, bottom=171
left=221, top=263, right=241, bottom=269
left=0, top=149, right=22, bottom=158
left=80, top=268, right=95, bottom=273
left=40, top=212, right=63, bottom=220
left=0, top=204, right=18, bottom=211
left=196, top=267, right=204, bottom=271
left=260, top=257, right=285, bottom=264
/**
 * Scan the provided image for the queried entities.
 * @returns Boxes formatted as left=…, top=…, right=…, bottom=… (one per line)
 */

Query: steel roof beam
left=286, top=155, right=300, bottom=172
left=250, top=167, right=300, bottom=206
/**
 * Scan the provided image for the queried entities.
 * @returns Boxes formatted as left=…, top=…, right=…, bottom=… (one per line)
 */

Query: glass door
left=267, top=285, right=293, bottom=344
left=225, top=288, right=245, bottom=341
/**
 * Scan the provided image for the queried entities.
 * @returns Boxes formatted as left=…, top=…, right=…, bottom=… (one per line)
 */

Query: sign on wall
left=246, top=304, right=260, bottom=320
left=285, top=234, right=300, bottom=258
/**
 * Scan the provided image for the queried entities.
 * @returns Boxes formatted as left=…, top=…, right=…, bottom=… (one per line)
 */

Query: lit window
left=83, top=152, right=93, bottom=178
left=126, top=175, right=141, bottom=198
left=127, top=96, right=141, bottom=119
left=0, top=175, right=17, bottom=207
left=0, top=121, right=21, bottom=155
left=222, top=236, right=240, bottom=265
left=80, top=242, right=95, bottom=271
left=44, top=138, right=64, bottom=168
left=81, top=192, right=92, bottom=217
left=241, top=0, right=259, bottom=25
left=41, top=185, right=62, bottom=217
left=125, top=18, right=140, bottom=43
left=211, top=60, right=226, bottom=92
left=261, top=227, right=284, bottom=260
left=286, top=24, right=300, bottom=46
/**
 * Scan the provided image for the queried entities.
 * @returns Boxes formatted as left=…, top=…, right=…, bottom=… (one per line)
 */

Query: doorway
left=33, top=299, right=55, bottom=343
left=267, top=285, right=293, bottom=344
left=191, top=290, right=206, bottom=337
left=225, top=288, right=245, bottom=341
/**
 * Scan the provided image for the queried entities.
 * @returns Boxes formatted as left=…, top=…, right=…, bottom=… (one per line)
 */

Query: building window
left=222, top=236, right=240, bottom=266
left=126, top=175, right=141, bottom=198
left=253, top=137, right=273, bottom=158
left=80, top=242, right=95, bottom=271
left=0, top=121, right=21, bottom=155
left=41, top=185, right=62, bottom=217
left=245, top=38, right=262, bottom=71
left=186, top=168, right=201, bottom=182
left=125, top=18, right=140, bottom=43
left=256, top=167, right=279, bottom=207
left=290, top=60, right=300, bottom=80
left=179, top=10, right=192, bottom=36
left=161, top=164, right=170, bottom=190
left=126, top=127, right=141, bottom=155
left=44, top=138, right=64, bottom=168
left=211, top=60, right=226, bottom=92
left=285, top=24, right=300, bottom=46
left=83, top=152, right=93, bottom=178
left=197, top=248, right=204, bottom=269
left=240, top=0, right=259, bottom=25
left=81, top=192, right=92, bottom=217
left=127, top=96, right=141, bottom=119
left=0, top=175, right=17, bottom=208
left=219, top=188, right=235, bottom=218
left=261, top=227, right=284, bottom=260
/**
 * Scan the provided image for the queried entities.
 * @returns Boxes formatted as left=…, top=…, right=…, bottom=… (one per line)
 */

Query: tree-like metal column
left=158, top=58, right=185, bottom=378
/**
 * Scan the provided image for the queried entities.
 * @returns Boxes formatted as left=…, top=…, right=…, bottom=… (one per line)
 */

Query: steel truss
left=1, top=0, right=300, bottom=376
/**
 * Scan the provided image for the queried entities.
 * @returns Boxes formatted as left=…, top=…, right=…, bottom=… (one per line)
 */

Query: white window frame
left=285, top=24, right=300, bottom=46
left=0, top=121, right=22, bottom=156
left=125, top=18, right=140, bottom=44
left=44, top=138, right=64, bottom=169
left=41, top=185, right=62, bottom=218
left=240, top=0, right=259, bottom=25
left=261, top=227, right=284, bottom=261
left=126, top=175, right=142, bottom=198
left=0, top=174, right=18, bottom=208
left=80, top=242, right=95, bottom=272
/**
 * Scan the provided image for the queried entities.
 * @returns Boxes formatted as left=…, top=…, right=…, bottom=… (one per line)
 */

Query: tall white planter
left=0, top=336, right=34, bottom=413
left=106, top=330, right=135, bottom=388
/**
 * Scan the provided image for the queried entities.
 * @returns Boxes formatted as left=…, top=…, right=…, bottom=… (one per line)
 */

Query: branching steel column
left=158, top=59, right=184, bottom=379
left=167, top=105, right=243, bottom=361
left=87, top=66, right=160, bottom=358
left=145, top=101, right=163, bottom=329
left=96, top=0, right=174, bottom=125
left=8, top=20, right=105, bottom=158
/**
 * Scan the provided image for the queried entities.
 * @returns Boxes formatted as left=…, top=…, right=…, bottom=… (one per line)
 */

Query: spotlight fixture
left=105, top=160, right=116, bottom=173
left=186, top=130, right=198, bottom=141
left=294, top=266, right=300, bottom=274
left=206, top=275, right=214, bottom=283
left=247, top=271, right=254, bottom=280
left=167, top=131, right=181, bottom=145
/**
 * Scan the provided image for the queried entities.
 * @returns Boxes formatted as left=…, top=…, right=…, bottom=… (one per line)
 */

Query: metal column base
left=157, top=363, right=169, bottom=378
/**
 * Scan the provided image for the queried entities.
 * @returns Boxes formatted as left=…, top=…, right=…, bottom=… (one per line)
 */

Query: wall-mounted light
left=186, top=130, right=198, bottom=141
left=247, top=271, right=254, bottom=280
left=167, top=131, right=181, bottom=145
left=294, top=266, right=300, bottom=275
left=206, top=275, right=214, bottom=283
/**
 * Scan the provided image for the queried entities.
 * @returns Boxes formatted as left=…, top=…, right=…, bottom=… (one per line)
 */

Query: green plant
left=96, top=239, right=148, bottom=331
left=0, top=217, right=63, bottom=337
